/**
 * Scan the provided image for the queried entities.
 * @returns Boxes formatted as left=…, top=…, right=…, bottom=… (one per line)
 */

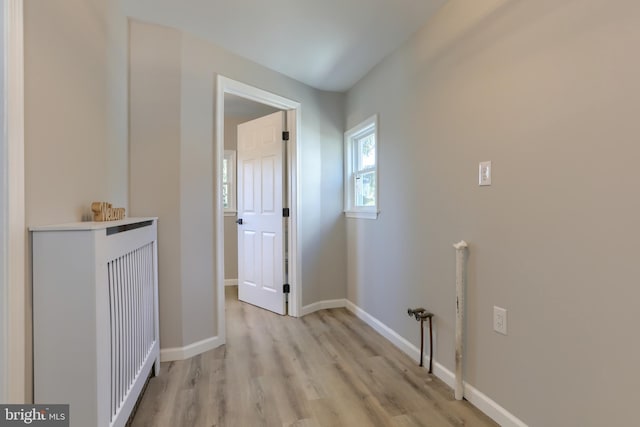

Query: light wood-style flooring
left=130, top=287, right=497, bottom=426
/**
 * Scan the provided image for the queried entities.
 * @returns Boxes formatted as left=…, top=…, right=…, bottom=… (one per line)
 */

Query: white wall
left=25, top=0, right=128, bottom=225
left=129, top=20, right=346, bottom=352
left=345, top=0, right=640, bottom=425
left=129, top=21, right=184, bottom=348
left=24, top=0, right=129, bottom=399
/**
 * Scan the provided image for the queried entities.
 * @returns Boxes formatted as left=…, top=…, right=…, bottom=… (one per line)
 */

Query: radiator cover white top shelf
left=30, top=216, right=158, bottom=231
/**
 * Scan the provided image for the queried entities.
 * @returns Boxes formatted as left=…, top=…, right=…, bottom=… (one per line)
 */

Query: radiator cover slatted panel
left=108, top=243, right=156, bottom=423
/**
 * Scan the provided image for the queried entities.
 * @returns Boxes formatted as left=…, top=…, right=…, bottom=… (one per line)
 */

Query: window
left=344, top=114, right=379, bottom=219
left=223, top=150, right=236, bottom=215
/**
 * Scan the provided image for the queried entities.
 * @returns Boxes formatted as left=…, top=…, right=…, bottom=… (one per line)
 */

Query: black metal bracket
left=407, top=307, right=434, bottom=374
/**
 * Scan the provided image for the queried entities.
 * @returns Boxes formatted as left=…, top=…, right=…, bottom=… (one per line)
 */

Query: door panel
left=242, top=162, right=256, bottom=213
left=241, top=230, right=256, bottom=285
left=261, top=232, right=276, bottom=291
left=237, top=111, right=286, bottom=315
left=262, top=156, right=276, bottom=213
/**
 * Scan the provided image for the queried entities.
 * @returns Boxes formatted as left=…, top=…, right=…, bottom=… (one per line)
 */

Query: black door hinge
left=282, top=131, right=290, bottom=141
left=283, top=284, right=290, bottom=294
left=282, top=208, right=290, bottom=218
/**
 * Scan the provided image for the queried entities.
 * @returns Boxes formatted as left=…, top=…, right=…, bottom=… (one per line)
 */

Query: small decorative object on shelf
left=91, top=201, right=126, bottom=222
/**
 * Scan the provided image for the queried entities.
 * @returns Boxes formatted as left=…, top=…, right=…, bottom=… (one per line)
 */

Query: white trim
left=464, top=381, right=529, bottom=427
left=344, top=300, right=528, bottom=427
left=0, top=0, right=7, bottom=403
left=345, top=210, right=380, bottom=220
left=224, top=278, right=238, bottom=287
left=223, top=211, right=237, bottom=217
left=160, top=336, right=223, bottom=362
left=285, top=108, right=301, bottom=317
left=1, top=0, right=24, bottom=403
left=301, top=299, right=347, bottom=316
left=215, top=76, right=303, bottom=348
left=345, top=300, right=428, bottom=365
left=344, top=114, right=379, bottom=218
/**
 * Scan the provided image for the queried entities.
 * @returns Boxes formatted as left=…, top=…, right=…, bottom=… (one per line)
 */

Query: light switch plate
left=479, top=161, right=492, bottom=186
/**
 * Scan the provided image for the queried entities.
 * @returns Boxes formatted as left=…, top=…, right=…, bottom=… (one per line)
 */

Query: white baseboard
left=345, top=300, right=433, bottom=367
left=301, top=299, right=347, bottom=316
left=463, top=381, right=528, bottom=427
left=160, top=336, right=223, bottom=362
left=344, top=300, right=527, bottom=427
left=224, top=279, right=238, bottom=287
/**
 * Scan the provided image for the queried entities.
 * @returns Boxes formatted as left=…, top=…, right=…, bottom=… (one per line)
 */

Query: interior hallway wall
left=129, top=20, right=346, bottom=351
left=24, top=0, right=129, bottom=400
left=25, top=0, right=128, bottom=225
left=345, top=0, right=640, bottom=425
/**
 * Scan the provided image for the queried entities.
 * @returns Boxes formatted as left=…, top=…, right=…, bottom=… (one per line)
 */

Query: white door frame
left=1, top=0, right=25, bottom=403
left=215, top=75, right=302, bottom=344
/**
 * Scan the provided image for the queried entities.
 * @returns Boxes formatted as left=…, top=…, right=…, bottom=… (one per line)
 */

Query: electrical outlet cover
left=493, top=306, right=507, bottom=335
left=479, top=161, right=492, bottom=186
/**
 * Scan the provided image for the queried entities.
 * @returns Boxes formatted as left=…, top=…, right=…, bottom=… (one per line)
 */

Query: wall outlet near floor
left=493, top=306, right=507, bottom=335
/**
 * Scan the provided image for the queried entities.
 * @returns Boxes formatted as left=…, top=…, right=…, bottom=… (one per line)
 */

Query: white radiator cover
left=31, top=218, right=160, bottom=427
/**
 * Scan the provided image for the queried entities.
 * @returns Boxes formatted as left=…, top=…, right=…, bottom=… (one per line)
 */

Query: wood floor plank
left=129, top=360, right=185, bottom=427
left=307, top=398, right=342, bottom=426
left=130, top=287, right=498, bottom=427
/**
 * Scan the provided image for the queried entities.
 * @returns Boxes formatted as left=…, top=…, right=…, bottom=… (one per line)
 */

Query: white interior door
left=237, top=111, right=286, bottom=315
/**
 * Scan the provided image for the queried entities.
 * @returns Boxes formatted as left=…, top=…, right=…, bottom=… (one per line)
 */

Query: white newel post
left=453, top=240, right=468, bottom=401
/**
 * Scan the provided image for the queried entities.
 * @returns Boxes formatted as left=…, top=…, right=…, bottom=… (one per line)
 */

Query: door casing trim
left=1, top=0, right=26, bottom=403
left=215, top=76, right=302, bottom=345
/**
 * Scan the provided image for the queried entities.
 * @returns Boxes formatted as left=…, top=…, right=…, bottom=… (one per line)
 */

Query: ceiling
left=124, top=0, right=446, bottom=92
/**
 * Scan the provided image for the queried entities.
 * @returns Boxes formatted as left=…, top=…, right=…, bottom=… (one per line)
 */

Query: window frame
left=344, top=114, right=379, bottom=220
left=223, top=149, right=237, bottom=216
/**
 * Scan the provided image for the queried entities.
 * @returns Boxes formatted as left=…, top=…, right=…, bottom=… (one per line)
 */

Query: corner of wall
left=343, top=299, right=527, bottom=427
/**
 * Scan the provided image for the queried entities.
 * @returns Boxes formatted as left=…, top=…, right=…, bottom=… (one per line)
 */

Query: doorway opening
left=215, top=76, right=302, bottom=345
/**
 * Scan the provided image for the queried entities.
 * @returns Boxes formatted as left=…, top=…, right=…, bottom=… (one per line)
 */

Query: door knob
left=236, top=218, right=243, bottom=225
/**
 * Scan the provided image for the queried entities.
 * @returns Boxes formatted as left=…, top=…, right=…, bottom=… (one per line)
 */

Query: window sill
left=345, top=210, right=379, bottom=220
left=224, top=211, right=237, bottom=217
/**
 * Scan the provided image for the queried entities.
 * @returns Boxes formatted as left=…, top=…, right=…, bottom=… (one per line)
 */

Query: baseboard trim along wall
left=224, top=279, right=238, bottom=287
left=160, top=336, right=222, bottom=362
left=303, top=298, right=527, bottom=427
left=301, top=299, right=347, bottom=316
